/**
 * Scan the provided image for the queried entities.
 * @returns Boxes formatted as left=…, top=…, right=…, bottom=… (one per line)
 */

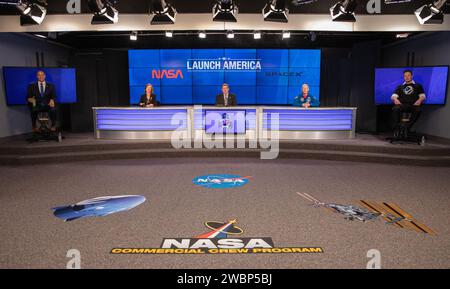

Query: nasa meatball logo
left=192, top=174, right=251, bottom=189
left=111, top=219, right=323, bottom=254
left=403, top=85, right=415, bottom=95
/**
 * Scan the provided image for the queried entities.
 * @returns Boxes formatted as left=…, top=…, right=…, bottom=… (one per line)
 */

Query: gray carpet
left=0, top=158, right=449, bottom=269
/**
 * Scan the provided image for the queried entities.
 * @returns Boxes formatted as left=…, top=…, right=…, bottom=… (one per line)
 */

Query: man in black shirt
left=391, top=70, right=426, bottom=129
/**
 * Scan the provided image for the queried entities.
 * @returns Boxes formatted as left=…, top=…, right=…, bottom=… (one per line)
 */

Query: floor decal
left=52, top=195, right=146, bottom=222
left=192, top=174, right=252, bottom=188
left=297, top=192, right=435, bottom=235
left=111, top=219, right=323, bottom=254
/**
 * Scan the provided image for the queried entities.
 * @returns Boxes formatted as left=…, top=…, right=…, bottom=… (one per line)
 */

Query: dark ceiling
left=0, top=0, right=449, bottom=15
left=29, top=30, right=421, bottom=50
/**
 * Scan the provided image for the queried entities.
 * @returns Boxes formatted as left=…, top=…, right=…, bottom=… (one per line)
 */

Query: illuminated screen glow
left=128, top=49, right=321, bottom=105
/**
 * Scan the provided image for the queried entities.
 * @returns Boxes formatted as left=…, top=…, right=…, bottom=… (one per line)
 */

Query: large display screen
left=374, top=66, right=448, bottom=105
left=2, top=67, right=77, bottom=105
left=128, top=49, right=321, bottom=105
left=205, top=110, right=246, bottom=134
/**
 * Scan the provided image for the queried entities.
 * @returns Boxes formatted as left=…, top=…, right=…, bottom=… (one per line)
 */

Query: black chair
left=27, top=112, right=62, bottom=143
left=387, top=112, right=425, bottom=145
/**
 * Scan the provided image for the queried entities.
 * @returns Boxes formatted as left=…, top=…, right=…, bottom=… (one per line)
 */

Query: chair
left=27, top=112, right=62, bottom=143
left=387, top=112, right=424, bottom=145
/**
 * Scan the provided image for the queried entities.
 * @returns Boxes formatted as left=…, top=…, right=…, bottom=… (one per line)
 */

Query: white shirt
left=223, top=93, right=229, bottom=105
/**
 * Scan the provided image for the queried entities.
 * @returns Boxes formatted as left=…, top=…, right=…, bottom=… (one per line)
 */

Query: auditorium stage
left=0, top=157, right=449, bottom=268
left=1, top=132, right=450, bottom=166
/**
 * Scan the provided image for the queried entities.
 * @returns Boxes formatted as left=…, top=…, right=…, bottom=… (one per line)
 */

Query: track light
left=15, top=0, right=47, bottom=26
left=415, top=0, right=447, bottom=25
left=396, top=33, right=409, bottom=38
left=199, top=31, right=207, bottom=39
left=263, top=0, right=289, bottom=23
left=330, top=0, right=357, bottom=22
left=213, top=0, right=238, bottom=22
left=282, top=31, right=291, bottom=39
left=291, top=0, right=319, bottom=4
left=150, top=0, right=177, bottom=25
left=254, top=31, right=262, bottom=39
left=308, top=31, right=317, bottom=42
left=384, top=0, right=411, bottom=3
left=130, top=31, right=138, bottom=41
left=88, top=0, right=118, bottom=25
left=226, top=30, right=235, bottom=39
left=34, top=33, right=47, bottom=39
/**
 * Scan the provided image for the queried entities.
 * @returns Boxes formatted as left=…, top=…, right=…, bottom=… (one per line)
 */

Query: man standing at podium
left=216, top=83, right=237, bottom=106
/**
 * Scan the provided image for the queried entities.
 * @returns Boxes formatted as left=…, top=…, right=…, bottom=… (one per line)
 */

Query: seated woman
left=139, top=84, right=158, bottom=107
left=293, top=84, right=320, bottom=108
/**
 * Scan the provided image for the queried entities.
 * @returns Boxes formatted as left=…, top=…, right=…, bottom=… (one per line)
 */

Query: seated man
left=215, top=83, right=237, bottom=107
left=27, top=70, right=57, bottom=132
left=391, top=69, right=426, bottom=130
left=293, top=84, right=319, bottom=108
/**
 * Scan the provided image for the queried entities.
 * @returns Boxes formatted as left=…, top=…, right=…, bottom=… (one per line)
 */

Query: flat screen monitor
left=374, top=66, right=448, bottom=105
left=2, top=67, right=77, bottom=105
left=204, top=110, right=246, bottom=134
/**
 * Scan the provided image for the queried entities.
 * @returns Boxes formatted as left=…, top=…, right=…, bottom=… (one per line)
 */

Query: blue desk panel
left=263, top=109, right=353, bottom=131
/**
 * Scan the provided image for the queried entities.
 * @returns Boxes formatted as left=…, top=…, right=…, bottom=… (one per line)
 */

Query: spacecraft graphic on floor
left=297, top=192, right=435, bottom=234
left=52, top=195, right=146, bottom=222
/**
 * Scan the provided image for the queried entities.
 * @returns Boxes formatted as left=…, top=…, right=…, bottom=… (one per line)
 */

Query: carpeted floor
left=0, top=158, right=449, bottom=269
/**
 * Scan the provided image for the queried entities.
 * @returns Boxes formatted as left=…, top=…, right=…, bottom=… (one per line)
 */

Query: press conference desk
left=92, top=106, right=356, bottom=140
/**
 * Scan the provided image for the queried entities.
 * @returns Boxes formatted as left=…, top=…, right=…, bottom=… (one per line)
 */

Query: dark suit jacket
left=139, top=94, right=158, bottom=107
left=27, top=82, right=56, bottom=107
left=215, top=93, right=237, bottom=106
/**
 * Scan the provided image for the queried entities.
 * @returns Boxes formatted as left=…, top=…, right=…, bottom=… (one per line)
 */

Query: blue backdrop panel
left=257, top=86, right=288, bottom=105
left=129, top=49, right=321, bottom=105
left=3, top=67, right=77, bottom=105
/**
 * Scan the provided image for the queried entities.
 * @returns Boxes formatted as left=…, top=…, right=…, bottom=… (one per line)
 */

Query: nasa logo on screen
left=192, top=174, right=252, bottom=189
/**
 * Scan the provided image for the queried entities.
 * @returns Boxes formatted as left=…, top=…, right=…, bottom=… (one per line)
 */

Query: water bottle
left=420, top=136, right=426, bottom=146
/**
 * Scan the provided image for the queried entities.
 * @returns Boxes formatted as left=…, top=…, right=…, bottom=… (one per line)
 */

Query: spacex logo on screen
left=152, top=69, right=184, bottom=79
left=186, top=58, right=262, bottom=72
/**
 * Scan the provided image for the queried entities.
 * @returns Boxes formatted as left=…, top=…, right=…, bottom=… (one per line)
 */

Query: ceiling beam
left=0, top=13, right=449, bottom=32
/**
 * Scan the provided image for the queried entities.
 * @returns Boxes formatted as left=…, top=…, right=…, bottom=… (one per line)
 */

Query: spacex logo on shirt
left=403, top=85, right=414, bottom=95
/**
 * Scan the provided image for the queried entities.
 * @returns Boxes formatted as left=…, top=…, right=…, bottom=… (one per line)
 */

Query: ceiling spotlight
left=226, top=30, right=235, bottom=39
left=263, top=0, right=289, bottom=23
left=165, top=31, right=173, bottom=37
left=88, top=0, right=119, bottom=25
left=130, top=31, right=138, bottom=41
left=330, top=0, right=357, bottom=22
left=415, top=0, right=447, bottom=25
left=150, top=0, right=177, bottom=25
left=213, top=0, right=238, bottom=22
left=254, top=31, right=262, bottom=39
left=199, top=31, right=207, bottom=39
left=15, top=0, right=47, bottom=26
left=34, top=33, right=47, bottom=39
left=282, top=31, right=291, bottom=39
left=396, top=33, right=410, bottom=38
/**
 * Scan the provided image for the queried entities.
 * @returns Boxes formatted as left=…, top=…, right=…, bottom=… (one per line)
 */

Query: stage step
left=1, top=146, right=450, bottom=166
